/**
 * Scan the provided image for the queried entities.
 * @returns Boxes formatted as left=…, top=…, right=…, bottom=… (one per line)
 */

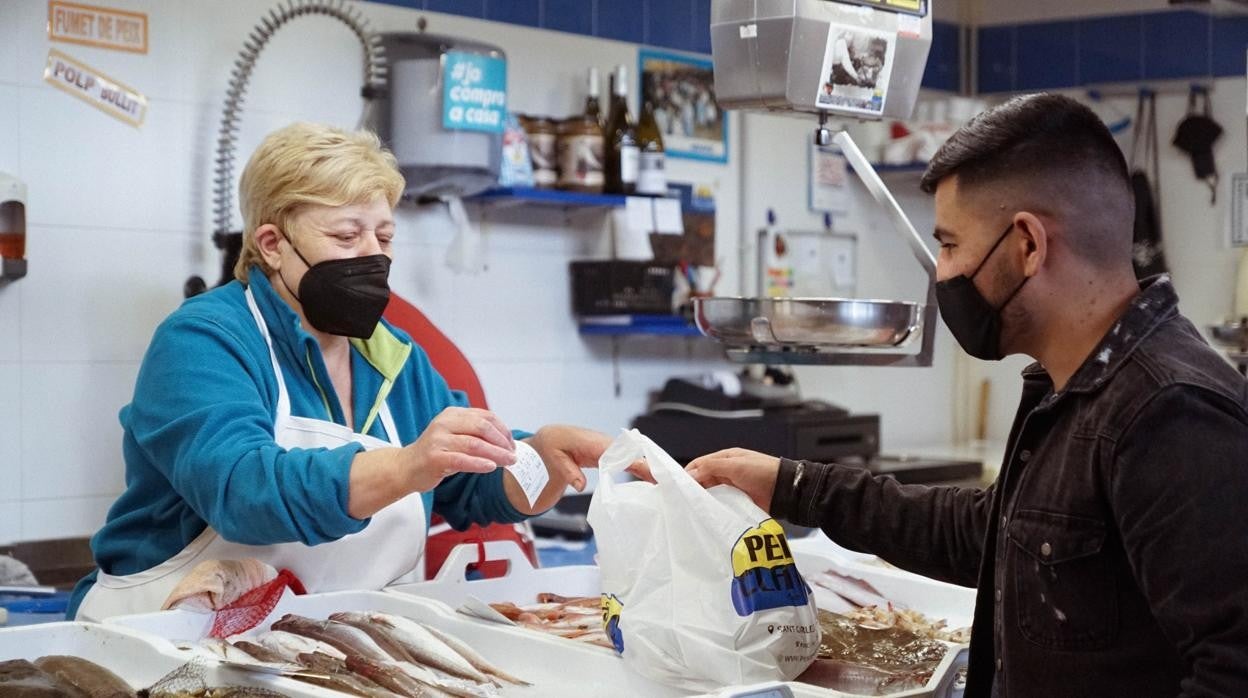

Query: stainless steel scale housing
left=696, top=0, right=938, bottom=366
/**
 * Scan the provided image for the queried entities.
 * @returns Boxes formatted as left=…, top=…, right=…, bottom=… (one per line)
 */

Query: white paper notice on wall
left=654, top=198, right=684, bottom=235
left=625, top=197, right=653, bottom=232
left=1231, top=173, right=1248, bottom=247
left=505, top=441, right=550, bottom=509
left=48, top=1, right=149, bottom=54
left=43, top=49, right=147, bottom=127
left=810, top=142, right=851, bottom=214
left=613, top=207, right=654, bottom=260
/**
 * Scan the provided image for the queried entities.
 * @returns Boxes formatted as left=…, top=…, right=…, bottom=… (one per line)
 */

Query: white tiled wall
left=0, top=363, right=21, bottom=503
left=18, top=0, right=1211, bottom=547
left=0, top=0, right=745, bottom=544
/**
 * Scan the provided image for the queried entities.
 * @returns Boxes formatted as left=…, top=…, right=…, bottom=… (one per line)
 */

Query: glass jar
left=557, top=115, right=605, bottom=193
left=520, top=115, right=559, bottom=188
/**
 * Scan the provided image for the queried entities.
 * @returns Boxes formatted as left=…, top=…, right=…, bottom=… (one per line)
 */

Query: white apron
left=78, top=288, right=426, bottom=622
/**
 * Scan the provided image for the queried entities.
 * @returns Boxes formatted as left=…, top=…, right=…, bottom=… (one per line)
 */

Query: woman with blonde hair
left=69, top=123, right=619, bottom=620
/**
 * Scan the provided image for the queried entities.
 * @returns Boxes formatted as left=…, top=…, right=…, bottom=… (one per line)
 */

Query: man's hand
left=686, top=448, right=781, bottom=512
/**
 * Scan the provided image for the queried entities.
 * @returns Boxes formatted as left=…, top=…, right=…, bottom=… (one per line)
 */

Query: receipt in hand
left=505, top=440, right=550, bottom=508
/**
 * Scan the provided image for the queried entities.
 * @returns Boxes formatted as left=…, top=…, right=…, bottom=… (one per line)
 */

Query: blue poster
left=442, top=51, right=507, bottom=134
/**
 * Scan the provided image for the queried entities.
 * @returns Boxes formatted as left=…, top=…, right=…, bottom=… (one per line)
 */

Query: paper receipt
left=506, top=440, right=550, bottom=508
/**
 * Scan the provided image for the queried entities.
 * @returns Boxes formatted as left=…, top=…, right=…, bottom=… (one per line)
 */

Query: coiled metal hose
left=198, top=0, right=387, bottom=292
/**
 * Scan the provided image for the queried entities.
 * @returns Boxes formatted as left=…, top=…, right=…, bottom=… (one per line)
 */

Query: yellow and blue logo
left=601, top=593, right=625, bottom=653
left=730, top=519, right=810, bottom=617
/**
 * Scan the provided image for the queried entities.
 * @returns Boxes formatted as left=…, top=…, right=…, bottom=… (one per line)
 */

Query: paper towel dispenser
left=710, top=0, right=931, bottom=122
left=370, top=32, right=507, bottom=200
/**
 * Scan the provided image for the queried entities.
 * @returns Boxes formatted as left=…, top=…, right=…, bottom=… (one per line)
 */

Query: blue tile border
left=1015, top=20, right=1078, bottom=91
left=981, top=9, right=1238, bottom=93
left=1142, top=11, right=1210, bottom=81
left=1213, top=15, right=1248, bottom=78
left=541, top=0, right=593, bottom=37
left=484, top=0, right=540, bottom=28
left=363, top=2, right=1244, bottom=96
left=977, top=24, right=1015, bottom=93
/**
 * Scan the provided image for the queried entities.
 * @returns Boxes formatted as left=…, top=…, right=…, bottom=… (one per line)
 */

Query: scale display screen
left=836, top=0, right=927, bottom=16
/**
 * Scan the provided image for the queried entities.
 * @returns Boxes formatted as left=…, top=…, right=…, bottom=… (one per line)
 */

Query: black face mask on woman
left=935, top=223, right=1029, bottom=361
left=277, top=232, right=392, bottom=339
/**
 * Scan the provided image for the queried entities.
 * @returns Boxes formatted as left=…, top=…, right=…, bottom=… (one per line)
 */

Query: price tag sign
left=442, top=51, right=507, bottom=134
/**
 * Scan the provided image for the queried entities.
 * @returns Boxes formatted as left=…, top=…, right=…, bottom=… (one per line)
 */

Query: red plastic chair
left=383, top=293, right=539, bottom=580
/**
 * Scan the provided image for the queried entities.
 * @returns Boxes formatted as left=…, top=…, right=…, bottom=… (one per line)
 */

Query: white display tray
left=389, top=540, right=600, bottom=608
left=0, top=620, right=334, bottom=696
left=107, top=589, right=691, bottom=697
left=389, top=542, right=971, bottom=698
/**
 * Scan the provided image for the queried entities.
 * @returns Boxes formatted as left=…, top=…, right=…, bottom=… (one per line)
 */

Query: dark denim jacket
left=772, top=276, right=1248, bottom=697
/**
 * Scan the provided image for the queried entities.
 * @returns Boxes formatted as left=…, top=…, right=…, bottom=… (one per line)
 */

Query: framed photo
left=638, top=49, right=728, bottom=163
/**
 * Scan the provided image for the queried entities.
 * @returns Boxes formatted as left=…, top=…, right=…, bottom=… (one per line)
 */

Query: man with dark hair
left=687, top=93, right=1248, bottom=696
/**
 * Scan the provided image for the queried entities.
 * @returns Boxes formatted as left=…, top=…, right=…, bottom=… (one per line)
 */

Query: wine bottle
left=636, top=97, right=667, bottom=197
left=584, top=67, right=602, bottom=126
left=604, top=64, right=639, bottom=195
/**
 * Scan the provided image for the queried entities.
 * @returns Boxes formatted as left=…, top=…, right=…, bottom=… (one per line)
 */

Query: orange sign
left=43, top=49, right=147, bottom=127
left=48, top=1, right=148, bottom=54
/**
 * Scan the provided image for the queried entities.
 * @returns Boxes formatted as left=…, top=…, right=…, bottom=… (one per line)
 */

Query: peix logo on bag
left=601, top=593, right=626, bottom=653
left=730, top=519, right=811, bottom=617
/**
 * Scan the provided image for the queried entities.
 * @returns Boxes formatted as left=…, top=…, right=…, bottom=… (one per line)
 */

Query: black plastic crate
left=570, top=261, right=675, bottom=316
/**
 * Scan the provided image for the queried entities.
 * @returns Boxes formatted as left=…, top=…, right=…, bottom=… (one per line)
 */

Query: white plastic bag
left=587, top=429, right=820, bottom=692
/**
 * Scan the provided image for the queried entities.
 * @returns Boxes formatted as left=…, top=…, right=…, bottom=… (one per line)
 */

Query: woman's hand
left=348, top=406, right=517, bottom=520
left=401, top=407, right=517, bottom=492
left=505, top=425, right=653, bottom=516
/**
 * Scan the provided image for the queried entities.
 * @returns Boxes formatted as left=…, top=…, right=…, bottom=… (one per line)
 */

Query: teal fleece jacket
left=68, top=270, right=525, bottom=618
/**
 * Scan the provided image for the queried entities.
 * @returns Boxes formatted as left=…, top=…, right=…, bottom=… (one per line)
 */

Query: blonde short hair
left=234, top=122, right=405, bottom=282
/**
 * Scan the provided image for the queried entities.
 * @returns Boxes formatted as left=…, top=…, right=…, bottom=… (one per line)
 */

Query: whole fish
left=256, top=630, right=346, bottom=663
left=535, top=593, right=597, bottom=607
left=810, top=570, right=892, bottom=610
left=198, top=640, right=300, bottom=674
left=344, top=653, right=448, bottom=698
left=0, top=658, right=87, bottom=697
left=200, top=639, right=270, bottom=665
left=390, top=667, right=497, bottom=698
left=272, top=615, right=393, bottom=664
left=811, top=586, right=857, bottom=614
left=364, top=613, right=491, bottom=685
left=33, top=656, right=135, bottom=698
left=229, top=642, right=289, bottom=666
left=418, top=624, right=530, bottom=686
left=293, top=652, right=393, bottom=698
left=327, top=612, right=417, bottom=663
left=168, top=688, right=289, bottom=697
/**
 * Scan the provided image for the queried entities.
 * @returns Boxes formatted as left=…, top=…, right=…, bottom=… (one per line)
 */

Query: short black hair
left=921, top=93, right=1134, bottom=267
left=921, top=93, right=1129, bottom=194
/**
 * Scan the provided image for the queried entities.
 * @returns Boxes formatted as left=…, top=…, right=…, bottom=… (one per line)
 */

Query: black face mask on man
left=935, top=223, right=1029, bottom=361
left=277, top=231, right=392, bottom=339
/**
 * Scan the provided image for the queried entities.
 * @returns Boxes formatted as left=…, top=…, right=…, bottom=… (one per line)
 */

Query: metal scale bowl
left=696, top=297, right=922, bottom=362
left=695, top=0, right=936, bottom=367
left=695, top=130, right=937, bottom=367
